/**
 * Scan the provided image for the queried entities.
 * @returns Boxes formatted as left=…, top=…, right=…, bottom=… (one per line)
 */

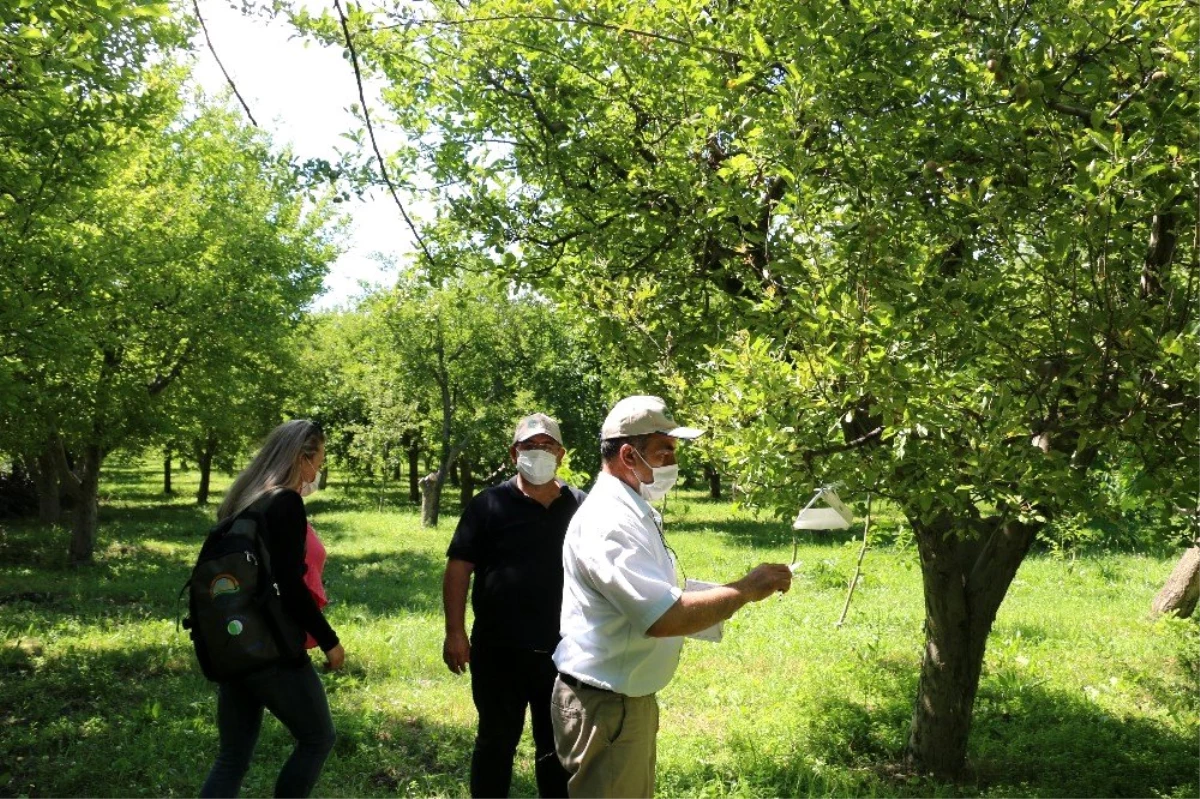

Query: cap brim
left=514, top=432, right=562, bottom=445
left=667, top=426, right=704, bottom=439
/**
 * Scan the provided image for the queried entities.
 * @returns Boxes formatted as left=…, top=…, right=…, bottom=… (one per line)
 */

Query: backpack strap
left=176, top=580, right=189, bottom=632
left=238, top=487, right=294, bottom=596
left=179, top=514, right=239, bottom=631
left=239, top=487, right=308, bottom=660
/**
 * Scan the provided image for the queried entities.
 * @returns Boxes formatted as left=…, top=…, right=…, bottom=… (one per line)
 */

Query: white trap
left=792, top=485, right=855, bottom=530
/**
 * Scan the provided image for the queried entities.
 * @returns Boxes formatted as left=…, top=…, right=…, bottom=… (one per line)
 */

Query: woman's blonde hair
left=217, top=420, right=324, bottom=521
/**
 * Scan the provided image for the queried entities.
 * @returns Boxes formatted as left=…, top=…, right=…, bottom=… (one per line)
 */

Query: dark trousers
left=200, top=660, right=336, bottom=798
left=470, top=641, right=569, bottom=798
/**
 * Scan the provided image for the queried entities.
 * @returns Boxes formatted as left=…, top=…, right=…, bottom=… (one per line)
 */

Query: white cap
left=512, top=413, right=563, bottom=445
left=600, top=395, right=704, bottom=441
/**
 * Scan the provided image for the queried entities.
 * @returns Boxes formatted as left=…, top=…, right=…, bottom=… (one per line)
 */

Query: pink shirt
left=302, top=522, right=328, bottom=650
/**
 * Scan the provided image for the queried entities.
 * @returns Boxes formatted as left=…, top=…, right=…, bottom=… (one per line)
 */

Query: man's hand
left=442, top=558, right=474, bottom=674
left=443, top=630, right=470, bottom=675
left=648, top=563, right=794, bottom=637
left=323, top=643, right=346, bottom=671
left=735, top=563, right=793, bottom=602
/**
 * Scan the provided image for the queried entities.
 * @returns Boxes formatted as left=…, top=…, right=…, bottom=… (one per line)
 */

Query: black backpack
left=180, top=490, right=306, bottom=682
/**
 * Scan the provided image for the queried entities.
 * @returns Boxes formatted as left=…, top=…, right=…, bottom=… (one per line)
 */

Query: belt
left=558, top=672, right=614, bottom=694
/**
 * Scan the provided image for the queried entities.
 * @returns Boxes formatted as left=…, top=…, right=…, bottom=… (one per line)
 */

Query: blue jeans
left=200, top=661, right=336, bottom=798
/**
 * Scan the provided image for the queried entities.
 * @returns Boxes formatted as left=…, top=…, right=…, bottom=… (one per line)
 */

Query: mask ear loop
left=628, top=443, right=684, bottom=583
left=627, top=444, right=650, bottom=484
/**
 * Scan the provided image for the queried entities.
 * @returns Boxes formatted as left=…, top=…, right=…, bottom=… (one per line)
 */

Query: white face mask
left=633, top=448, right=678, bottom=502
left=300, top=469, right=321, bottom=497
left=516, top=450, right=558, bottom=485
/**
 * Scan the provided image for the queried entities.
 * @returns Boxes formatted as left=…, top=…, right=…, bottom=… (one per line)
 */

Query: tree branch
left=1047, top=99, right=1094, bottom=125
left=49, top=437, right=83, bottom=500
left=333, top=0, right=438, bottom=272
left=192, top=0, right=258, bottom=126
left=805, top=426, right=886, bottom=459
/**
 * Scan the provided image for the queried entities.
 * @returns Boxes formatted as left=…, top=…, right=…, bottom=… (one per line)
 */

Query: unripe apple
left=986, top=59, right=999, bottom=73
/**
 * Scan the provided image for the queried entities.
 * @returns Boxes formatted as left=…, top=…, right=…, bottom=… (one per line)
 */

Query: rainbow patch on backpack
left=209, top=574, right=240, bottom=597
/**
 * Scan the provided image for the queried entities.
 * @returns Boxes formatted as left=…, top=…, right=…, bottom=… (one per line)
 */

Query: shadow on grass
left=78, top=458, right=445, bottom=523
left=667, top=515, right=865, bottom=550
left=1, top=596, right=1193, bottom=798
left=0, top=638, right=215, bottom=797
left=0, top=518, right=204, bottom=630
left=306, top=483, right=424, bottom=515
left=98, top=502, right=217, bottom=531
left=330, top=704, right=476, bottom=797
left=663, top=654, right=1197, bottom=799
left=0, top=499, right=214, bottom=572
left=0, top=634, right=480, bottom=798
left=97, top=486, right=437, bottom=529
left=1, top=513, right=447, bottom=623
left=967, top=680, right=1198, bottom=797
left=322, top=548, right=446, bottom=616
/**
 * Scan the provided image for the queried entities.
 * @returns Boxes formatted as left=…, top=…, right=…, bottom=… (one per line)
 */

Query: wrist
left=727, top=581, right=754, bottom=609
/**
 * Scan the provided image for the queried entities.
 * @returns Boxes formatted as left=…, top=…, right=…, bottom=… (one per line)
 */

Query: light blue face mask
left=633, top=447, right=678, bottom=501
left=300, top=457, right=321, bottom=497
left=300, top=471, right=321, bottom=497
left=517, top=449, right=558, bottom=485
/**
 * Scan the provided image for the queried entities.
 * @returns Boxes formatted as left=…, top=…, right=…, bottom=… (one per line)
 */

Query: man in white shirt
left=551, top=395, right=793, bottom=798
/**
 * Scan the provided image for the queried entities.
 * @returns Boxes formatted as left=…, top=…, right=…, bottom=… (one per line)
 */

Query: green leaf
left=752, top=29, right=771, bottom=57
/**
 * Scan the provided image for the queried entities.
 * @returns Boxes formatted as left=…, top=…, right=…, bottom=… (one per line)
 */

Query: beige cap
left=600, top=395, right=704, bottom=441
left=512, top=413, right=563, bottom=445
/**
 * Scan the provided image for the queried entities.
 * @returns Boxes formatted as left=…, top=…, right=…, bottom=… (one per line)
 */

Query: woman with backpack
left=200, top=419, right=345, bottom=798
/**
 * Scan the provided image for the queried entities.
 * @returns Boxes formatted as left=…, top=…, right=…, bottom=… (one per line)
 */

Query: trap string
left=788, top=486, right=825, bottom=574
left=835, top=490, right=873, bottom=627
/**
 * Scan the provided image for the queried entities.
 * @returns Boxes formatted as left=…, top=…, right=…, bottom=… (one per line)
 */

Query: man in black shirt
left=443, top=413, right=587, bottom=798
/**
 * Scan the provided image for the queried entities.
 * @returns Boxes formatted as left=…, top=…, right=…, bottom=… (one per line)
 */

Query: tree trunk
left=67, top=445, right=103, bottom=566
left=318, top=468, right=329, bottom=490
left=704, top=464, right=721, bottom=499
left=196, top=434, right=217, bottom=506
left=460, top=457, right=475, bottom=506
left=31, top=445, right=61, bottom=524
left=1151, top=546, right=1200, bottom=618
left=420, top=471, right=442, bottom=527
left=425, top=319, right=469, bottom=525
left=407, top=441, right=420, bottom=503
left=905, top=515, right=1039, bottom=778
left=163, top=449, right=173, bottom=495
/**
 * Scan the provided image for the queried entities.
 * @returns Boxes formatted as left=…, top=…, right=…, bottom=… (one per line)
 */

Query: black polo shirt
left=447, top=477, right=587, bottom=651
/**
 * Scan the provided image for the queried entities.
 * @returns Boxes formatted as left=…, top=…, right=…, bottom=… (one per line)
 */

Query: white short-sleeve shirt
left=553, top=472, right=684, bottom=697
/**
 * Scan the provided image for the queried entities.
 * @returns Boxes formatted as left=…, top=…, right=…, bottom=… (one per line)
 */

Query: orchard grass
left=0, top=459, right=1195, bottom=798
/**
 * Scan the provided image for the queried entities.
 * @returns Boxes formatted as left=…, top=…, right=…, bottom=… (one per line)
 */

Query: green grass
left=1, top=460, right=1196, bottom=797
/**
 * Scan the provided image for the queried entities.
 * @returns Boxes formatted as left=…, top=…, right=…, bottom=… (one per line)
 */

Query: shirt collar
left=594, top=471, right=655, bottom=520
left=506, top=474, right=569, bottom=505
